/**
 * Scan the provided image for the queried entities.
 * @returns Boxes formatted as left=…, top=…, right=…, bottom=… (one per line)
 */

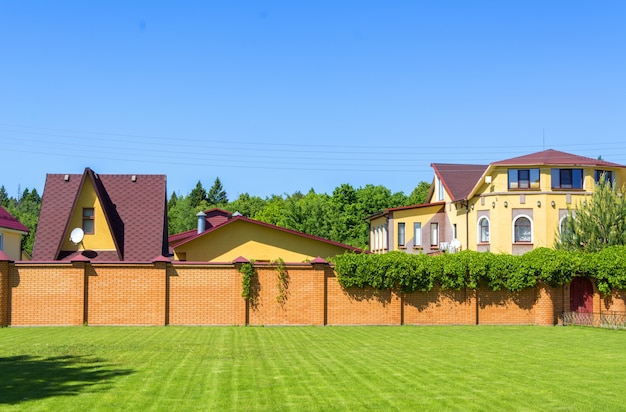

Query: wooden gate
left=570, top=277, right=593, bottom=313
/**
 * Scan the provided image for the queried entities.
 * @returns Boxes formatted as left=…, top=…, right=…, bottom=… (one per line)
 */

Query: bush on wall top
left=332, top=246, right=626, bottom=294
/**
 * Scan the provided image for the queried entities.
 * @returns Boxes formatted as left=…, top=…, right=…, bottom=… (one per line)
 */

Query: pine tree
left=207, top=177, right=228, bottom=207
left=557, top=177, right=626, bottom=252
left=189, top=181, right=207, bottom=209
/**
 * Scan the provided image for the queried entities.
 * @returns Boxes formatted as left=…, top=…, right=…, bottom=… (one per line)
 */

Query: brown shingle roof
left=32, top=168, right=168, bottom=262
left=431, top=163, right=488, bottom=201
left=492, top=149, right=624, bottom=168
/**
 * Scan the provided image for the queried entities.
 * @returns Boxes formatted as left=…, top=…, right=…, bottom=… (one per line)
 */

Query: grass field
left=1, top=325, right=625, bottom=411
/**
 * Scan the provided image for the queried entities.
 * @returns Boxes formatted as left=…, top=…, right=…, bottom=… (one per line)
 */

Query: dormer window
left=83, top=208, right=95, bottom=234
left=551, top=169, right=583, bottom=189
left=508, top=169, right=540, bottom=190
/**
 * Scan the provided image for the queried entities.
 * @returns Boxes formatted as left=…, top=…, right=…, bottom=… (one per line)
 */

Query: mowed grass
left=1, top=326, right=625, bottom=411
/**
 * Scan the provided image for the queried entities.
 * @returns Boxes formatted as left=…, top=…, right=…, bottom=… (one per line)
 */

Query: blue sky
left=1, top=1, right=625, bottom=200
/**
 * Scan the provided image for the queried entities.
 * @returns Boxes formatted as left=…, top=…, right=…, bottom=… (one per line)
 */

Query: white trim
left=477, top=216, right=490, bottom=244
left=413, top=222, right=422, bottom=247
left=512, top=214, right=533, bottom=243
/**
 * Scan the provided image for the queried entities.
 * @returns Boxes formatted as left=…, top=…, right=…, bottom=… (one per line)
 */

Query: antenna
left=69, top=227, right=85, bottom=245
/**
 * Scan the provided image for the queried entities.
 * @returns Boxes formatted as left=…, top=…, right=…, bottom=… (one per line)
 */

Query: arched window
left=513, top=216, right=532, bottom=243
left=477, top=217, right=490, bottom=243
left=559, top=216, right=569, bottom=235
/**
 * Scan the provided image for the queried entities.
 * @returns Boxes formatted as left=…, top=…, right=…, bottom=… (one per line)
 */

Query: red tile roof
left=492, top=149, right=624, bottom=168
left=32, top=168, right=168, bottom=262
left=0, top=206, right=29, bottom=233
left=431, top=163, right=488, bottom=201
left=169, top=211, right=363, bottom=253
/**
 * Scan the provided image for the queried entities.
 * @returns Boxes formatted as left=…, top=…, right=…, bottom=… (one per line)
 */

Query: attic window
left=83, top=208, right=95, bottom=234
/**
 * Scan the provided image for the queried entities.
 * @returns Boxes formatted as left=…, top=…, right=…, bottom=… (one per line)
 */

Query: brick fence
left=1, top=257, right=617, bottom=327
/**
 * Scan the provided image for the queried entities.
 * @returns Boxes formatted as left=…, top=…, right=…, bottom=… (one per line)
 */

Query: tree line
left=3, top=173, right=624, bottom=255
left=168, top=177, right=431, bottom=249
left=0, top=186, right=41, bottom=255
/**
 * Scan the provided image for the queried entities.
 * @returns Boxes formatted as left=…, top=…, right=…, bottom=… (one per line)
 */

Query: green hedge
left=332, top=246, right=626, bottom=294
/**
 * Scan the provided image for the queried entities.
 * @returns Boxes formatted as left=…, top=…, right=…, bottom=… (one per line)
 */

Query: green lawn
left=1, top=326, right=624, bottom=411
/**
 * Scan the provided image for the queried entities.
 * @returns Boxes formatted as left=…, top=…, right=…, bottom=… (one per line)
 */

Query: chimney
left=196, top=211, right=207, bottom=234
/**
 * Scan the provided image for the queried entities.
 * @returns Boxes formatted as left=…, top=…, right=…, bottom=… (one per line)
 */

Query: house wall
left=369, top=215, right=388, bottom=254
left=0, top=259, right=585, bottom=327
left=61, top=176, right=116, bottom=252
left=388, top=205, right=446, bottom=254
left=0, top=229, right=24, bottom=262
left=176, top=220, right=352, bottom=262
left=466, top=166, right=612, bottom=254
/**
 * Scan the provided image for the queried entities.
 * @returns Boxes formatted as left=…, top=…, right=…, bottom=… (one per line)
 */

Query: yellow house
left=370, top=149, right=626, bottom=255
left=32, top=168, right=168, bottom=262
left=0, top=206, right=29, bottom=261
left=170, top=209, right=362, bottom=263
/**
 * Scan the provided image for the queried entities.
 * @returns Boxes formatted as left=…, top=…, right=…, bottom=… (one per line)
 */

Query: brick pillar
left=466, top=288, right=478, bottom=325
left=312, top=258, right=329, bottom=326
left=0, top=256, right=10, bottom=326
left=233, top=257, right=250, bottom=326
left=153, top=257, right=170, bottom=326
left=534, top=283, right=557, bottom=326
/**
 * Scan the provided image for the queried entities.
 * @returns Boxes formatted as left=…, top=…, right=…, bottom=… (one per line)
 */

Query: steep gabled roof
left=431, top=163, right=489, bottom=202
left=169, top=213, right=363, bottom=253
left=492, top=149, right=624, bottom=168
left=0, top=206, right=29, bottom=233
left=32, top=168, right=168, bottom=262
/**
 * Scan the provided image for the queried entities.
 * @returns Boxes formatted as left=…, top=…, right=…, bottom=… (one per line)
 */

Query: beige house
left=0, top=206, right=29, bottom=261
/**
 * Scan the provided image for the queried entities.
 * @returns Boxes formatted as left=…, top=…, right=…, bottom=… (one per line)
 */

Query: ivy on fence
left=332, top=246, right=626, bottom=293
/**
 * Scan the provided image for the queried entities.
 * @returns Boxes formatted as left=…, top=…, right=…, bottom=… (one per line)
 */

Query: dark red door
left=570, top=277, right=594, bottom=313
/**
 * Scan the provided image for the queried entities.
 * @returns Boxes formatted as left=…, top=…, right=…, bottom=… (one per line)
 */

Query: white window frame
left=437, top=178, right=445, bottom=201
left=477, top=217, right=490, bottom=244
left=413, top=222, right=422, bottom=247
left=559, top=215, right=569, bottom=235
left=398, top=222, right=406, bottom=247
left=430, top=223, right=439, bottom=246
left=512, top=215, right=533, bottom=243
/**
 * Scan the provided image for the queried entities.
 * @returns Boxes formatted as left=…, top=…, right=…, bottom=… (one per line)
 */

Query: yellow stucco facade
left=371, top=151, right=626, bottom=255
left=466, top=165, right=625, bottom=254
left=174, top=219, right=357, bottom=263
left=61, top=176, right=116, bottom=253
left=0, top=229, right=25, bottom=261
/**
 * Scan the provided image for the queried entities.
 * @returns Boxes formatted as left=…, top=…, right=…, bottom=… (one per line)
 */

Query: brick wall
left=86, top=263, right=166, bottom=326
left=9, top=263, right=84, bottom=326
left=0, top=259, right=617, bottom=327
left=167, top=264, right=242, bottom=325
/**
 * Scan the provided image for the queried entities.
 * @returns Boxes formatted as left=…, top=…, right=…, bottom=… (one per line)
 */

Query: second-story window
left=508, top=169, right=540, bottom=190
left=551, top=169, right=583, bottom=189
left=595, top=170, right=614, bottom=185
left=83, top=208, right=95, bottom=234
left=437, top=177, right=445, bottom=201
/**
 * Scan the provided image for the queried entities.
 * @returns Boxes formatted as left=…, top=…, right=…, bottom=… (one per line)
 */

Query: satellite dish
left=450, top=238, right=461, bottom=250
left=70, top=227, right=84, bottom=245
